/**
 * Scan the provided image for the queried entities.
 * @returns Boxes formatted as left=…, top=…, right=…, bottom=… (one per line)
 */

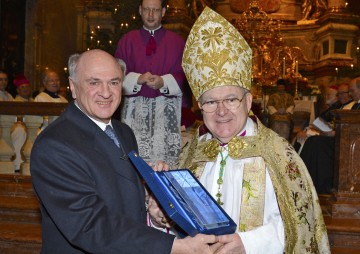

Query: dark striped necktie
left=105, top=125, right=120, bottom=148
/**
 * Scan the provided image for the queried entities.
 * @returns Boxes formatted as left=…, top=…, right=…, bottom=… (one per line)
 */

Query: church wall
left=24, top=0, right=80, bottom=91
left=19, top=0, right=360, bottom=93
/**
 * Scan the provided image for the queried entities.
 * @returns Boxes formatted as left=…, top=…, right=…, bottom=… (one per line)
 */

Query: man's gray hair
left=116, top=58, right=127, bottom=80
left=68, top=53, right=81, bottom=82
left=42, top=69, right=59, bottom=83
left=67, top=53, right=127, bottom=82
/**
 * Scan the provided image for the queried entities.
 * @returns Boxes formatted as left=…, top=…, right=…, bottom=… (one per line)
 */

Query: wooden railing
left=0, top=102, right=68, bottom=175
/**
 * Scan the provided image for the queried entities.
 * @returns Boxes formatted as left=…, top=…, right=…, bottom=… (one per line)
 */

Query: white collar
left=74, top=101, right=112, bottom=131
left=143, top=25, right=162, bottom=35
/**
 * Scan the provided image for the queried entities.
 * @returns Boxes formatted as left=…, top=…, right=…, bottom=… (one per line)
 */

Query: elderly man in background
left=294, top=83, right=353, bottom=152
left=349, top=77, right=360, bottom=109
left=13, top=75, right=33, bottom=102
left=175, top=7, right=329, bottom=253
left=34, top=70, right=68, bottom=103
left=0, top=70, right=13, bottom=101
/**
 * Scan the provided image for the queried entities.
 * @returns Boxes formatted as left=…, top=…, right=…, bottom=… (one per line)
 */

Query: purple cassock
left=114, top=26, right=188, bottom=166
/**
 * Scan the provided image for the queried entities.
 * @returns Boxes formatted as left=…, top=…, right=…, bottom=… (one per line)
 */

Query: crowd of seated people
left=0, top=69, right=69, bottom=173
left=300, top=78, right=360, bottom=194
left=293, top=83, right=353, bottom=153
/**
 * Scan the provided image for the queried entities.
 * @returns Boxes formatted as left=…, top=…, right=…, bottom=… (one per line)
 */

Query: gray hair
left=67, top=53, right=127, bottom=83
left=42, top=69, right=59, bottom=83
left=68, top=53, right=81, bottom=82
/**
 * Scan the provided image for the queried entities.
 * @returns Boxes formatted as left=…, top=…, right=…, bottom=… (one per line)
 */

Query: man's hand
left=146, top=74, right=164, bottom=90
left=171, top=234, right=219, bottom=254
left=214, top=233, right=245, bottom=254
left=148, top=160, right=169, bottom=172
left=138, top=72, right=152, bottom=85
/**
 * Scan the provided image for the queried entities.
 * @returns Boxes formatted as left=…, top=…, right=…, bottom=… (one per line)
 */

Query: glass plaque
left=128, top=151, right=237, bottom=236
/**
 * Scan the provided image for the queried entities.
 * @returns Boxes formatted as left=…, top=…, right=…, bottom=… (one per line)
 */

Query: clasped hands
left=138, top=72, right=164, bottom=90
left=147, top=161, right=246, bottom=254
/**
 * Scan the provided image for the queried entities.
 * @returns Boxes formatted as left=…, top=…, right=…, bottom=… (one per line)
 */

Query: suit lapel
left=64, top=102, right=139, bottom=184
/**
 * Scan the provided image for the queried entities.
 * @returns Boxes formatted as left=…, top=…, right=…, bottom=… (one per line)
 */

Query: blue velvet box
left=128, top=151, right=237, bottom=236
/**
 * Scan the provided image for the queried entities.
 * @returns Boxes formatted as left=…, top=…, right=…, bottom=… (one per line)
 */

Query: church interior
left=1, top=0, right=360, bottom=253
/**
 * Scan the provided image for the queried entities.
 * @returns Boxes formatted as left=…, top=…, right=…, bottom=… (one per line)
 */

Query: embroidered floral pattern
left=285, top=161, right=301, bottom=181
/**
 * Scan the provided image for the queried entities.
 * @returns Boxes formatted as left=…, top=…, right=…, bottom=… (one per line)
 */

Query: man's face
left=325, top=88, right=338, bottom=105
left=0, top=73, right=8, bottom=91
left=69, top=50, right=122, bottom=124
left=336, top=85, right=351, bottom=104
left=17, top=84, right=31, bottom=99
left=198, top=86, right=252, bottom=144
left=349, top=80, right=360, bottom=101
left=44, top=72, right=60, bottom=93
left=139, top=0, right=165, bottom=30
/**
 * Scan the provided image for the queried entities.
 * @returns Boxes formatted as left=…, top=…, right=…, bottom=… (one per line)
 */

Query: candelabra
left=232, top=0, right=283, bottom=86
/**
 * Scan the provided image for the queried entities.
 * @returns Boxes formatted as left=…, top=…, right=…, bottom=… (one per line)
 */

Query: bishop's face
left=198, top=86, right=253, bottom=144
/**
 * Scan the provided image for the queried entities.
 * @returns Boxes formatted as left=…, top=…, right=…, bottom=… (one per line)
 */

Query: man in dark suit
left=30, top=49, right=217, bottom=253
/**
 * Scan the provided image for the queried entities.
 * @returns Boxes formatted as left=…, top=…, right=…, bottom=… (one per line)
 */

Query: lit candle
left=295, top=60, right=298, bottom=75
left=282, top=57, right=285, bottom=77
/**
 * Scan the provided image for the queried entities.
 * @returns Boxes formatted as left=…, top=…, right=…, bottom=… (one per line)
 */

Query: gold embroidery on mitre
left=182, top=7, right=252, bottom=101
left=228, top=136, right=248, bottom=159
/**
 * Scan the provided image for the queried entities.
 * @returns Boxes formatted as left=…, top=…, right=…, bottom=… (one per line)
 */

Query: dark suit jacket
left=30, top=102, right=175, bottom=253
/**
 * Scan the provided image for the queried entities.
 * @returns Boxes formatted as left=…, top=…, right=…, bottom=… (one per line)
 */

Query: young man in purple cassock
left=115, top=0, right=187, bottom=167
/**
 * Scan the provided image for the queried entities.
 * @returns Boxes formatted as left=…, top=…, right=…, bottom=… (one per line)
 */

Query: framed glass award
left=128, top=151, right=237, bottom=236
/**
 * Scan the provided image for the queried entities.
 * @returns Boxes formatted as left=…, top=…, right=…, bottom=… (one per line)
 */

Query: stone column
left=22, top=115, right=43, bottom=175
left=0, top=115, right=16, bottom=173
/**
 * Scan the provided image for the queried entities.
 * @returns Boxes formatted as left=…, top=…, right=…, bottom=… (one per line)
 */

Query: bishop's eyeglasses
left=200, top=92, right=249, bottom=113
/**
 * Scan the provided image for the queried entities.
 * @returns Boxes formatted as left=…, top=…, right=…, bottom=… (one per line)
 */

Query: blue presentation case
left=128, top=151, right=237, bottom=236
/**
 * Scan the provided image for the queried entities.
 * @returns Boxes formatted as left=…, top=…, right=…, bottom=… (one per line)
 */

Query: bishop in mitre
left=177, top=7, right=330, bottom=253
